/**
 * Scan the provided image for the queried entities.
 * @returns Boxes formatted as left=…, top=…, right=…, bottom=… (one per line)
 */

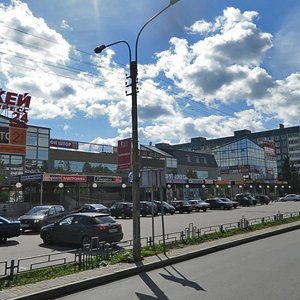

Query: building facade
left=163, top=124, right=300, bottom=180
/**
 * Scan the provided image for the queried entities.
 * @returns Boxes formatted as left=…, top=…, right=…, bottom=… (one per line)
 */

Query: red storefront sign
left=117, top=138, right=132, bottom=169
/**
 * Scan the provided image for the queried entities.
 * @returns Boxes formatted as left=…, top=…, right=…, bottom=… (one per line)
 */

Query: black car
left=219, top=197, right=239, bottom=208
left=205, top=198, right=233, bottom=210
left=255, top=195, right=271, bottom=205
left=140, top=201, right=158, bottom=217
left=110, top=202, right=133, bottom=219
left=40, top=212, right=123, bottom=246
left=0, top=216, right=21, bottom=243
left=154, top=201, right=175, bottom=215
left=19, top=205, right=67, bottom=232
left=234, top=194, right=256, bottom=206
left=78, top=203, right=110, bottom=214
left=170, top=200, right=192, bottom=214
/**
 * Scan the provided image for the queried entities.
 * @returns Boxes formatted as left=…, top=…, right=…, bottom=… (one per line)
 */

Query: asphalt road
left=0, top=201, right=299, bottom=263
left=57, top=229, right=300, bottom=300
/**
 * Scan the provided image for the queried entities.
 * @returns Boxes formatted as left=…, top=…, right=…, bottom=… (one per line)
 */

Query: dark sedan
left=40, top=212, right=123, bottom=247
left=219, top=197, right=239, bottom=208
left=205, top=198, right=233, bottom=210
left=78, top=203, right=110, bottom=214
left=110, top=202, right=133, bottom=219
left=170, top=200, right=192, bottom=214
left=154, top=201, right=175, bottom=215
left=0, top=216, right=21, bottom=243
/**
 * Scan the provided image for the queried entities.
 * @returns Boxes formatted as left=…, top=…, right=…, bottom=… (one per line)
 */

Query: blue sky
left=1, top=0, right=300, bottom=147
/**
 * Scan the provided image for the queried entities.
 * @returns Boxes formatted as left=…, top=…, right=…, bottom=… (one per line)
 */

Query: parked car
left=19, top=205, right=67, bottom=233
left=170, top=200, right=192, bottom=214
left=140, top=201, right=158, bottom=217
left=154, top=201, right=175, bottom=215
left=0, top=216, right=21, bottom=243
left=78, top=203, right=110, bottom=214
left=280, top=194, right=300, bottom=202
left=188, top=199, right=210, bottom=212
left=205, top=198, right=233, bottom=210
left=110, top=202, right=133, bottom=219
left=255, top=195, right=271, bottom=205
left=234, top=194, right=256, bottom=206
left=219, top=197, right=239, bottom=208
left=40, top=212, right=123, bottom=246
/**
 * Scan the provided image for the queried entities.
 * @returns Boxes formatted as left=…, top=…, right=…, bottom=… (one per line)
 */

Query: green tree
left=281, top=157, right=300, bottom=193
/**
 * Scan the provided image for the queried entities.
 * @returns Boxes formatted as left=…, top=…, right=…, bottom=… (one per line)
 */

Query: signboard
left=165, top=173, right=187, bottom=184
left=0, top=89, right=31, bottom=125
left=0, top=125, right=27, bottom=155
left=261, top=140, right=275, bottom=156
left=20, top=173, right=43, bottom=183
left=94, top=175, right=122, bottom=183
left=50, top=139, right=78, bottom=149
left=43, top=174, right=87, bottom=182
left=117, top=138, right=132, bottom=169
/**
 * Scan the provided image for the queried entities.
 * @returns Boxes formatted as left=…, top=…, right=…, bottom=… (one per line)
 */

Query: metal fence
left=1, top=210, right=299, bottom=279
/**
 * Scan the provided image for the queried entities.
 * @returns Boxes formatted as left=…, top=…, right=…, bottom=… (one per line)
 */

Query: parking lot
left=1, top=201, right=299, bottom=264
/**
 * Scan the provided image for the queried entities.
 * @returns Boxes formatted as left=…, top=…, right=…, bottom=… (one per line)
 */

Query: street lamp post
left=94, top=0, right=180, bottom=262
left=92, top=183, right=98, bottom=202
left=122, top=183, right=127, bottom=201
left=58, top=183, right=64, bottom=205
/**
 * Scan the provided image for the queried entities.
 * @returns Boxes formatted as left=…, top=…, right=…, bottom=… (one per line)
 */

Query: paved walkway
left=1, top=221, right=300, bottom=300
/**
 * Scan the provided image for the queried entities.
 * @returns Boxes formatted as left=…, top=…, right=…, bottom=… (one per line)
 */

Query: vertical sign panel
left=117, top=138, right=132, bottom=169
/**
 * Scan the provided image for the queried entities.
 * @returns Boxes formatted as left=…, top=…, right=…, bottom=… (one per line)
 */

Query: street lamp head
left=94, top=45, right=107, bottom=54
left=170, top=0, right=180, bottom=4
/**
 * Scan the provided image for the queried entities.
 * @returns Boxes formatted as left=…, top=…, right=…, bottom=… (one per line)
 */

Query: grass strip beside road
left=1, top=214, right=300, bottom=290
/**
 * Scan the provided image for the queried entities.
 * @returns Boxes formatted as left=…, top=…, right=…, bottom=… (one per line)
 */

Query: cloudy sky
left=1, top=0, right=300, bottom=147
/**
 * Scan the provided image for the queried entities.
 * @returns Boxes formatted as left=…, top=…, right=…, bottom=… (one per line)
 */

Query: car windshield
left=0, top=216, right=9, bottom=223
left=94, top=215, right=116, bottom=224
left=90, top=204, right=107, bottom=209
left=26, top=207, right=49, bottom=215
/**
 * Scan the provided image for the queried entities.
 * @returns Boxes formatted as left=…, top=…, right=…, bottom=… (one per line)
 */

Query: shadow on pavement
left=0, top=240, right=19, bottom=247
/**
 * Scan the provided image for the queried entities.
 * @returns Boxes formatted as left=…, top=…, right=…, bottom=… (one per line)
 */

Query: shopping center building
left=0, top=113, right=220, bottom=216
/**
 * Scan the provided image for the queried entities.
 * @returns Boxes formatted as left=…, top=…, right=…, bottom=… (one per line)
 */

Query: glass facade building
left=0, top=116, right=50, bottom=181
left=212, top=138, right=277, bottom=181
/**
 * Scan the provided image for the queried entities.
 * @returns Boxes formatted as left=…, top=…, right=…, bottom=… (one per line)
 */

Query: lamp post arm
left=95, top=40, right=132, bottom=63
left=135, top=3, right=172, bottom=62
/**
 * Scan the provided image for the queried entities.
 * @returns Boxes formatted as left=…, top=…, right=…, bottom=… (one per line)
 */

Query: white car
left=280, top=194, right=300, bottom=202
left=189, top=199, right=210, bottom=212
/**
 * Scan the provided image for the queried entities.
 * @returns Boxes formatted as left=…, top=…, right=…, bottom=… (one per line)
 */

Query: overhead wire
left=0, top=22, right=243, bottom=123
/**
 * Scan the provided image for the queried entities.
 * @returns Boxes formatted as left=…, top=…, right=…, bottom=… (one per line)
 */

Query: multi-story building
left=162, top=124, right=300, bottom=180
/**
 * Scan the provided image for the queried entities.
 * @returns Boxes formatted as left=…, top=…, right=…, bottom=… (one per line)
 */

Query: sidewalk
left=1, top=221, right=300, bottom=300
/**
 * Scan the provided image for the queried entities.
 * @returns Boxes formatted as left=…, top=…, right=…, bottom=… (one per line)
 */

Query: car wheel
left=0, top=234, right=7, bottom=243
left=42, top=232, right=52, bottom=245
left=197, top=209, right=200, bottom=212
left=81, top=236, right=91, bottom=247
left=141, top=212, right=147, bottom=217
left=202, top=208, right=207, bottom=212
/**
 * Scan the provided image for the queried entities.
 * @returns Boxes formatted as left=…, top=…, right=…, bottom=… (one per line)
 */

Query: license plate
left=109, top=228, right=118, bottom=233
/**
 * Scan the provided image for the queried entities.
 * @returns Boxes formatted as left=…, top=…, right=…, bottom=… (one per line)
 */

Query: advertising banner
left=0, top=125, right=27, bottom=155
left=117, top=138, right=131, bottom=169
left=50, top=139, right=78, bottom=149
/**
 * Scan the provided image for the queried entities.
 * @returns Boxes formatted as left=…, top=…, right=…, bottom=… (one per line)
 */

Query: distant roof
left=141, top=144, right=173, bottom=158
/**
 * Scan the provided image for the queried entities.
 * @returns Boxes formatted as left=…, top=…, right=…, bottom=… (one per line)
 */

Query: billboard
left=117, top=138, right=132, bottom=169
left=0, top=125, right=27, bottom=155
left=0, top=89, right=31, bottom=125
left=50, top=139, right=78, bottom=149
left=261, top=140, right=275, bottom=156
